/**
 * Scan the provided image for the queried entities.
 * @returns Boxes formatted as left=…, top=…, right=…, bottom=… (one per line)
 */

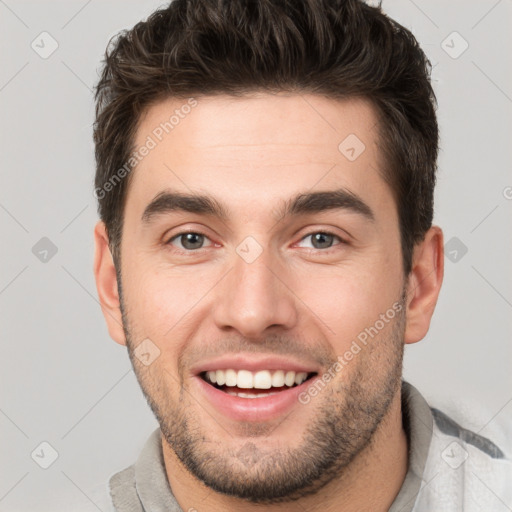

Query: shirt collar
left=131, top=380, right=434, bottom=512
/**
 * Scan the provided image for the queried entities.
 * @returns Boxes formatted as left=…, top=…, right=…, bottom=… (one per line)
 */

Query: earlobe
left=93, top=221, right=127, bottom=346
left=404, top=226, right=444, bottom=345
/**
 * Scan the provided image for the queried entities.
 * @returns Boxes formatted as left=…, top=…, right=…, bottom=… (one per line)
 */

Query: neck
left=162, top=387, right=408, bottom=512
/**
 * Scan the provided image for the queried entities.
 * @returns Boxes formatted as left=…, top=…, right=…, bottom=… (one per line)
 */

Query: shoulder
left=66, top=465, right=141, bottom=512
left=65, top=479, right=117, bottom=512
left=431, top=407, right=507, bottom=460
left=108, top=464, right=143, bottom=511
left=416, top=405, right=512, bottom=512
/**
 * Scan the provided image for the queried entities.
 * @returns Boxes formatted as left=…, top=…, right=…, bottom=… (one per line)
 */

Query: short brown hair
left=94, top=0, right=438, bottom=274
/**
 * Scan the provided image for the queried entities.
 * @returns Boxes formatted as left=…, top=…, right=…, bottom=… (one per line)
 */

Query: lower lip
left=193, top=375, right=315, bottom=422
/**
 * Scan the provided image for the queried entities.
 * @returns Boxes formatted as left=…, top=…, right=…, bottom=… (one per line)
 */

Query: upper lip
left=190, top=354, right=320, bottom=376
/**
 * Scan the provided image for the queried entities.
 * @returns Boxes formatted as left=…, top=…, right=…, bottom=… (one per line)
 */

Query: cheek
left=296, top=265, right=401, bottom=352
left=122, top=258, right=215, bottom=339
left=122, top=268, right=197, bottom=385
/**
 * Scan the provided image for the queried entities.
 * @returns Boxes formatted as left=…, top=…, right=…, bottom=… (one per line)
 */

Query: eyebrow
left=141, top=188, right=375, bottom=224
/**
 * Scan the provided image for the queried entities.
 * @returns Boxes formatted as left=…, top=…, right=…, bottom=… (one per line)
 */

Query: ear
left=404, top=226, right=444, bottom=344
left=93, top=221, right=126, bottom=346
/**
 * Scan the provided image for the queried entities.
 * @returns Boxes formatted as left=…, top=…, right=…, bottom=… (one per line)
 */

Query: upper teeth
left=205, top=369, right=308, bottom=389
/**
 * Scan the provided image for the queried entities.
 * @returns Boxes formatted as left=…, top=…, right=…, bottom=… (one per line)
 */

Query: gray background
left=1, top=0, right=511, bottom=510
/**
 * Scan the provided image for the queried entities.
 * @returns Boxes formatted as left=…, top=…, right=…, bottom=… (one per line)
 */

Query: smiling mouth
left=200, top=369, right=318, bottom=398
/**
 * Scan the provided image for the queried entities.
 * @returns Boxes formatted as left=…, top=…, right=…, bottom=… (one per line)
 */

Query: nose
left=212, top=245, right=298, bottom=338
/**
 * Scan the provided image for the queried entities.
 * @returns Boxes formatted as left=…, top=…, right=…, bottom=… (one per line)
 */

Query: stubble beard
left=119, top=283, right=406, bottom=504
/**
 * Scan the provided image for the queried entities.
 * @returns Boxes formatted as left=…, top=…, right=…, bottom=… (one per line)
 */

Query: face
left=116, top=93, right=407, bottom=502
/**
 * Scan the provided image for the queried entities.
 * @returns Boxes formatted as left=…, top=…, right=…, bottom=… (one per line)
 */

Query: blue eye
left=166, top=230, right=345, bottom=254
left=168, top=232, right=211, bottom=250
left=298, top=232, right=343, bottom=250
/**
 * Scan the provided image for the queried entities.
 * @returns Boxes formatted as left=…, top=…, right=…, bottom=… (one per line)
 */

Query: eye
left=297, top=231, right=344, bottom=250
left=167, top=232, right=212, bottom=251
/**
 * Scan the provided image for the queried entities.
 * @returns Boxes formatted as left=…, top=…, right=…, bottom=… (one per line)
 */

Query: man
left=90, top=0, right=511, bottom=510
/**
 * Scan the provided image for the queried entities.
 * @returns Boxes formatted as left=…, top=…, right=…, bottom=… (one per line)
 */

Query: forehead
left=128, top=93, right=391, bottom=219
left=134, top=93, right=379, bottom=157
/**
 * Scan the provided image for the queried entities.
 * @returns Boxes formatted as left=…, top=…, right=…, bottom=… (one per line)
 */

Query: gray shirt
left=79, top=381, right=511, bottom=511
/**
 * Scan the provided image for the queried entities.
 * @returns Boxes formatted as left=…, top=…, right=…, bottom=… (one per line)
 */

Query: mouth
left=191, top=355, right=321, bottom=422
left=200, top=369, right=318, bottom=398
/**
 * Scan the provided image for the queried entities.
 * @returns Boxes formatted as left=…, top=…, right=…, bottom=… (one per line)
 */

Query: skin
left=94, top=93, right=444, bottom=511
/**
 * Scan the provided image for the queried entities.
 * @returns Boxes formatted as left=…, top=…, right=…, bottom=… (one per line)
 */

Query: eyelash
left=165, top=230, right=347, bottom=254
